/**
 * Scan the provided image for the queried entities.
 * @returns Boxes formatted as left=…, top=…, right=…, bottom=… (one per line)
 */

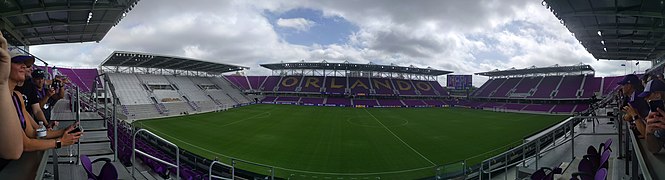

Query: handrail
left=132, top=129, right=180, bottom=179
left=75, top=86, right=81, bottom=165
left=482, top=133, right=582, bottom=174
left=486, top=116, right=575, bottom=160
left=474, top=114, right=619, bottom=180
left=476, top=116, right=581, bottom=180
left=209, top=160, right=233, bottom=180
left=628, top=124, right=653, bottom=180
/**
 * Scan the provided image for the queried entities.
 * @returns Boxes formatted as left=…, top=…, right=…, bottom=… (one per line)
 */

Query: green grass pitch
left=135, top=104, right=567, bottom=179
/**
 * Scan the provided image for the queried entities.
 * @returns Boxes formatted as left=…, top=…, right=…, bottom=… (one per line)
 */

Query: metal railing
left=433, top=113, right=617, bottom=180
left=475, top=114, right=615, bottom=180
left=75, top=86, right=81, bottom=165
left=627, top=124, right=654, bottom=180
left=209, top=161, right=234, bottom=180
left=451, top=116, right=575, bottom=179
left=132, top=129, right=180, bottom=179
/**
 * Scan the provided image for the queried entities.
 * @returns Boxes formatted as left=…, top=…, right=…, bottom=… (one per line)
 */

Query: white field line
left=363, top=109, right=436, bottom=166
left=139, top=109, right=436, bottom=176
left=142, top=124, right=434, bottom=176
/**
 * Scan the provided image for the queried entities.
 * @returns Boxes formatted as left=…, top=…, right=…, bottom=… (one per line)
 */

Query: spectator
left=641, top=73, right=652, bottom=86
left=638, top=79, right=665, bottom=153
left=50, top=75, right=68, bottom=101
left=0, top=33, right=24, bottom=170
left=618, top=74, right=648, bottom=137
left=19, top=69, right=54, bottom=128
left=8, top=49, right=82, bottom=153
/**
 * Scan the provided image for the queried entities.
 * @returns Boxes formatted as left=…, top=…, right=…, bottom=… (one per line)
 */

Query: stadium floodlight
left=597, top=30, right=602, bottom=37
left=601, top=40, right=605, bottom=45
left=87, top=12, right=93, bottom=23
left=603, top=47, right=607, bottom=52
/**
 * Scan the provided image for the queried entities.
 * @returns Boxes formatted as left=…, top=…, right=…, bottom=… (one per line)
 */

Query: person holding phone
left=618, top=74, right=648, bottom=137
left=7, top=49, right=82, bottom=153
left=638, top=79, right=665, bottom=153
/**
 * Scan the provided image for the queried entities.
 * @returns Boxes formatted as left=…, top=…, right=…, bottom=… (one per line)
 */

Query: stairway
left=49, top=100, right=112, bottom=164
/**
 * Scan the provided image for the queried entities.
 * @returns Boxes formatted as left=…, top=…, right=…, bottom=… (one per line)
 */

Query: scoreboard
left=447, top=75, right=472, bottom=89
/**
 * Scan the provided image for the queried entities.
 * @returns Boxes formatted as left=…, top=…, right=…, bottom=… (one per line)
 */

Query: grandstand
left=224, top=61, right=453, bottom=108
left=98, top=51, right=252, bottom=120
left=466, top=64, right=609, bottom=114
left=2, top=0, right=662, bottom=179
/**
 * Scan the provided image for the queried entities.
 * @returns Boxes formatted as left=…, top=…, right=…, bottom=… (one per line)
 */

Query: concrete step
left=51, top=112, right=103, bottom=121
left=79, top=131, right=110, bottom=144
left=59, top=120, right=106, bottom=130
left=50, top=142, right=113, bottom=157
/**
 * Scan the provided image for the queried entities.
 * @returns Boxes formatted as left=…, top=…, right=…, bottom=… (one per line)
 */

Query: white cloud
left=276, top=18, right=315, bottom=31
left=25, top=0, right=645, bottom=87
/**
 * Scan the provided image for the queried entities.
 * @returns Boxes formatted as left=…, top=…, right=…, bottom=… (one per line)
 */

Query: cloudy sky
left=28, top=0, right=650, bottom=86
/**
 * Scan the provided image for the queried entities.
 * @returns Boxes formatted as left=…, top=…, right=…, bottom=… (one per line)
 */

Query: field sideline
left=136, top=104, right=567, bottom=179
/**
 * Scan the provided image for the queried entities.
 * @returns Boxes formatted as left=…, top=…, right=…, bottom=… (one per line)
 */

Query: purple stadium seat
left=353, top=99, right=378, bottom=106
left=602, top=139, right=612, bottom=153
left=392, top=79, right=418, bottom=95
left=429, top=81, right=449, bottom=96
left=601, top=76, right=623, bottom=96
left=326, top=97, right=351, bottom=106
left=513, top=76, right=542, bottom=94
left=530, top=76, right=563, bottom=98
left=471, top=78, right=494, bottom=97
left=551, top=104, right=576, bottom=113
left=491, top=77, right=521, bottom=97
left=56, top=67, right=99, bottom=92
left=574, top=104, right=590, bottom=112
left=476, top=78, right=506, bottom=97
left=594, top=168, right=608, bottom=180
left=300, top=97, right=324, bottom=105
left=581, top=75, right=601, bottom=98
left=348, top=77, right=372, bottom=95
left=411, top=80, right=437, bottom=95
left=261, top=76, right=281, bottom=91
left=523, top=104, right=554, bottom=112
left=224, top=76, right=250, bottom=90
left=326, top=77, right=347, bottom=94
left=402, top=99, right=427, bottom=106
left=81, top=155, right=118, bottom=180
left=275, top=96, right=300, bottom=103
left=371, top=77, right=395, bottom=95
left=277, top=76, right=302, bottom=92
left=503, top=103, right=527, bottom=111
left=246, top=76, right=267, bottom=90
left=423, top=100, right=445, bottom=106
left=554, top=75, right=584, bottom=98
left=300, top=76, right=324, bottom=92
left=377, top=99, right=403, bottom=107
left=261, top=96, right=277, bottom=103
left=481, top=102, right=504, bottom=109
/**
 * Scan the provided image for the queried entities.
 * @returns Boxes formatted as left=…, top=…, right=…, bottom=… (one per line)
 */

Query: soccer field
left=135, top=104, right=567, bottom=179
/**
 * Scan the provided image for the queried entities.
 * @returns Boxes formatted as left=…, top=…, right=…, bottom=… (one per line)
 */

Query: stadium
left=0, top=0, right=663, bottom=180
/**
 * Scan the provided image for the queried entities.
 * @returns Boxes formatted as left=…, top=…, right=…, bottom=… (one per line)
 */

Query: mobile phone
left=649, top=100, right=664, bottom=113
left=69, top=126, right=83, bottom=134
